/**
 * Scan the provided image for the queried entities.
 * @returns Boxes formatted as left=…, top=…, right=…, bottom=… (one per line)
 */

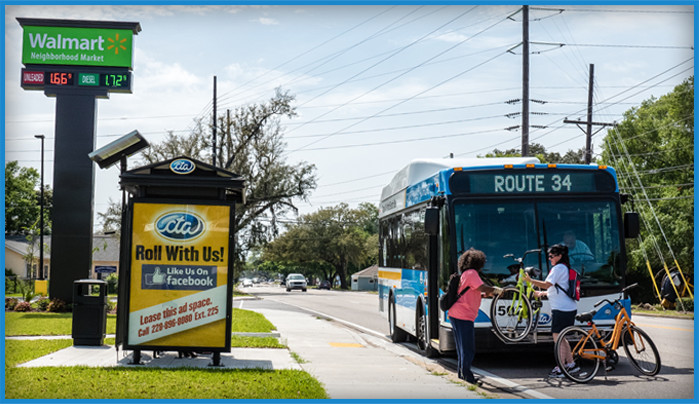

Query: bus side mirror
left=624, top=212, right=640, bottom=239
left=425, top=207, right=439, bottom=236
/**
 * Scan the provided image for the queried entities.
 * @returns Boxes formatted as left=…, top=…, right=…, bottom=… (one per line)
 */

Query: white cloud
left=255, top=17, right=279, bottom=26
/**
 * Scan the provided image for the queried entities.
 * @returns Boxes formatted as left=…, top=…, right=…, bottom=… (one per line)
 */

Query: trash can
left=72, top=279, right=108, bottom=346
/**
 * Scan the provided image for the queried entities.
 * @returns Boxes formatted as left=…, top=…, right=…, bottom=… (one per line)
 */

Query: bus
left=377, top=157, right=640, bottom=356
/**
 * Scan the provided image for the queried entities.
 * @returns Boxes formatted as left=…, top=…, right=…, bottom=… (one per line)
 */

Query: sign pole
left=17, top=17, right=140, bottom=303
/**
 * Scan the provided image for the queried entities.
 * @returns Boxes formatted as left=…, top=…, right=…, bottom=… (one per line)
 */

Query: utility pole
left=521, top=5, right=530, bottom=157
left=212, top=75, right=217, bottom=167
left=34, top=134, right=45, bottom=280
left=563, top=64, right=614, bottom=164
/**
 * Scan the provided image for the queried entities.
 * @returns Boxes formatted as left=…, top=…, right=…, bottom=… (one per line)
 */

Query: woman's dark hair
left=458, top=248, right=486, bottom=272
left=548, top=243, right=570, bottom=267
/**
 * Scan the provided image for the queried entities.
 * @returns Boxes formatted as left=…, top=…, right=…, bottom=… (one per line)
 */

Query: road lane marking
left=329, top=342, right=364, bottom=348
left=634, top=322, right=693, bottom=332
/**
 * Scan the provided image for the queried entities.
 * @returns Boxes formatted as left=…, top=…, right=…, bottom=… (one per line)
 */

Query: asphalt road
left=239, top=284, right=694, bottom=400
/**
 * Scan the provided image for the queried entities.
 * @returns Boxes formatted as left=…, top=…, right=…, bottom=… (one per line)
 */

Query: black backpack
left=439, top=272, right=471, bottom=311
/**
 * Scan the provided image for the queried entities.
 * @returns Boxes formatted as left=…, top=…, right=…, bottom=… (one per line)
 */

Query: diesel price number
left=21, top=68, right=132, bottom=93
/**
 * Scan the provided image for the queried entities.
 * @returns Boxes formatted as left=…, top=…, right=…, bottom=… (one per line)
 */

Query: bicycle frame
left=574, top=304, right=637, bottom=362
left=511, top=266, right=540, bottom=322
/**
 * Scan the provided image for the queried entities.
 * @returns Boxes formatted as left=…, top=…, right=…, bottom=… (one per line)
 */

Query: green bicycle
left=490, top=248, right=543, bottom=343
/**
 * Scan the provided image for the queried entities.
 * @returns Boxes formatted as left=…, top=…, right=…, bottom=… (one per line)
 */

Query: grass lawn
left=5, top=367, right=328, bottom=399
left=5, top=337, right=284, bottom=369
left=632, top=307, right=693, bottom=319
left=4, top=308, right=323, bottom=399
left=5, top=312, right=117, bottom=336
left=5, top=308, right=274, bottom=336
left=5, top=339, right=74, bottom=367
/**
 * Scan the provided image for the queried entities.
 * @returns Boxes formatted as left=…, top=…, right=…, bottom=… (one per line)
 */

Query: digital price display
left=21, top=68, right=132, bottom=93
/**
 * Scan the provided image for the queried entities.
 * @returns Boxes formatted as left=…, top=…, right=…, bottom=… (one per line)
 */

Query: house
left=5, top=234, right=120, bottom=280
left=351, top=265, right=378, bottom=291
left=5, top=235, right=48, bottom=279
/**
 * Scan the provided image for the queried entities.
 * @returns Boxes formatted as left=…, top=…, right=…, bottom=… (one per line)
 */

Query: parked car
left=318, top=280, right=331, bottom=290
left=286, top=273, right=307, bottom=292
left=241, top=278, right=253, bottom=287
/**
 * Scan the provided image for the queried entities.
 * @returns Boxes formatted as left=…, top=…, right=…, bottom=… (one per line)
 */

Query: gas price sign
left=21, top=68, right=132, bottom=93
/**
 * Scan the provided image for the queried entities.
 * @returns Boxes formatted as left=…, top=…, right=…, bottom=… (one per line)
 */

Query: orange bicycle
left=554, top=283, right=661, bottom=383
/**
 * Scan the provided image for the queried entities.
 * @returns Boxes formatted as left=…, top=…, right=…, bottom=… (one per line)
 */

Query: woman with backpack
left=522, top=244, right=578, bottom=378
left=448, top=248, right=503, bottom=386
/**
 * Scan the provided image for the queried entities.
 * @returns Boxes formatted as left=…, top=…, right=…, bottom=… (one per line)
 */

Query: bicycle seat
left=576, top=310, right=597, bottom=323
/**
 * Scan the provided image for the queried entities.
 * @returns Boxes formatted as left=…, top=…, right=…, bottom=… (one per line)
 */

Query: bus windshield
left=453, top=198, right=622, bottom=289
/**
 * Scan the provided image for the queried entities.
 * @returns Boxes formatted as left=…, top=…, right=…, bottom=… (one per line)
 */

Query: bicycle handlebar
left=593, top=283, right=639, bottom=308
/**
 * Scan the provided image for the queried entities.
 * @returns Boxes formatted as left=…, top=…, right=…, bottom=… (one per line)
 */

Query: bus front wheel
left=415, top=304, right=438, bottom=358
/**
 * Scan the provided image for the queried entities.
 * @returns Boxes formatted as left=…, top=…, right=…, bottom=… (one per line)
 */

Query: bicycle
left=490, top=248, right=543, bottom=343
left=554, top=283, right=661, bottom=383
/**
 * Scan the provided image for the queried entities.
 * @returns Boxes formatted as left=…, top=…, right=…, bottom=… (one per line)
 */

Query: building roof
left=5, top=234, right=120, bottom=261
left=351, top=265, right=378, bottom=278
left=5, top=236, right=48, bottom=257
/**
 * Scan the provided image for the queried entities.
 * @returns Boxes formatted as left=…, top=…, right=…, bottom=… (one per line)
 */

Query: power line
left=531, top=41, right=693, bottom=50
left=289, top=6, right=481, bottom=131
left=534, top=7, right=693, bottom=14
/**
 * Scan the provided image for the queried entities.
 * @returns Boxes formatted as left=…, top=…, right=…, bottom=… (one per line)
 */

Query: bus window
left=453, top=200, right=539, bottom=283
left=538, top=200, right=621, bottom=287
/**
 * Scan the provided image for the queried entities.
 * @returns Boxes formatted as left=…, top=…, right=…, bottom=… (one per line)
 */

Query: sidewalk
left=12, top=306, right=483, bottom=399
left=255, top=307, right=481, bottom=399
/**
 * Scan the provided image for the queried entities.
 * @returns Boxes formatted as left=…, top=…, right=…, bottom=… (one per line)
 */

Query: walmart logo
left=106, top=33, right=128, bottom=55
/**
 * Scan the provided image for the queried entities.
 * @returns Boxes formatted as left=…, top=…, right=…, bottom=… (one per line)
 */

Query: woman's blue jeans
left=449, top=316, right=476, bottom=383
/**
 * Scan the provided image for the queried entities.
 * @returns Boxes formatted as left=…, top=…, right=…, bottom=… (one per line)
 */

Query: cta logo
left=170, top=158, right=195, bottom=175
left=538, top=313, right=551, bottom=326
left=155, top=212, right=205, bottom=241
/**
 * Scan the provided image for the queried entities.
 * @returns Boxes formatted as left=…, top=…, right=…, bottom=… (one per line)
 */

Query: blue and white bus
left=378, top=157, right=640, bottom=356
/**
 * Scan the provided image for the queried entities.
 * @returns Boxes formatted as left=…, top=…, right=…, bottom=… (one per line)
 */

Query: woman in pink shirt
left=448, top=248, right=502, bottom=385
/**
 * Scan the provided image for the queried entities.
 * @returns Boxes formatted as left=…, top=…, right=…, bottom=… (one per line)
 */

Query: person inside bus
left=522, top=244, right=578, bottom=378
left=449, top=248, right=503, bottom=386
left=562, top=230, right=593, bottom=262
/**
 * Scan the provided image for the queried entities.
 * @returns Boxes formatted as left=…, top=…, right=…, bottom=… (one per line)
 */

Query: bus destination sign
left=21, top=68, right=132, bottom=93
left=450, top=169, right=616, bottom=195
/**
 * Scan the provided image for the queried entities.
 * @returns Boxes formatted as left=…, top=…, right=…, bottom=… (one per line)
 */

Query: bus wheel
left=416, top=304, right=438, bottom=358
left=389, top=297, right=407, bottom=343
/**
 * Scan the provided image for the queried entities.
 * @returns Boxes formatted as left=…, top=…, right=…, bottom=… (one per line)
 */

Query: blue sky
left=4, top=4, right=694, bottom=228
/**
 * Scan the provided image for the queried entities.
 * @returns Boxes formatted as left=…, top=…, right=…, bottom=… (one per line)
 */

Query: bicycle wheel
left=555, top=326, right=601, bottom=383
left=623, top=325, right=661, bottom=376
left=489, top=287, right=534, bottom=343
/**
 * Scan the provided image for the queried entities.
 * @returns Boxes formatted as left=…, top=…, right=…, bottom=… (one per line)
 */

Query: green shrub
left=105, top=273, right=118, bottom=294
left=6, top=297, right=18, bottom=311
left=14, top=301, right=32, bottom=312
left=677, top=297, right=693, bottom=312
left=5, top=274, right=19, bottom=293
left=47, top=299, right=69, bottom=313
left=35, top=297, right=50, bottom=311
left=17, top=279, right=37, bottom=303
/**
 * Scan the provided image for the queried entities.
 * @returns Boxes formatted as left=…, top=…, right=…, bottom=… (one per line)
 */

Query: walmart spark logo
left=106, top=33, right=128, bottom=55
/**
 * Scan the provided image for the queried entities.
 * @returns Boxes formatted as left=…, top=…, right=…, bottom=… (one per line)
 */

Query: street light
left=34, top=134, right=45, bottom=280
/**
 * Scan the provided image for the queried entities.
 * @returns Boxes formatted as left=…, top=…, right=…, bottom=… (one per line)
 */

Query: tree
left=484, top=142, right=586, bottom=164
left=97, top=198, right=123, bottom=236
left=136, top=88, right=317, bottom=270
left=5, top=161, right=52, bottom=235
left=600, top=76, right=694, bottom=302
left=263, top=203, right=378, bottom=289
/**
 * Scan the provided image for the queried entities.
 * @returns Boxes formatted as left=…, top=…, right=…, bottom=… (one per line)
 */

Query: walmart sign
left=22, top=25, right=134, bottom=68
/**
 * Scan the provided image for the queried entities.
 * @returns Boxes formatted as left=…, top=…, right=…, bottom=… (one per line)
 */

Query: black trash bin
left=72, top=279, right=108, bottom=346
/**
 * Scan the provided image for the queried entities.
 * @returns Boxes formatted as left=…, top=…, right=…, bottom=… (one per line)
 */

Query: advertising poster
left=127, top=202, right=231, bottom=348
